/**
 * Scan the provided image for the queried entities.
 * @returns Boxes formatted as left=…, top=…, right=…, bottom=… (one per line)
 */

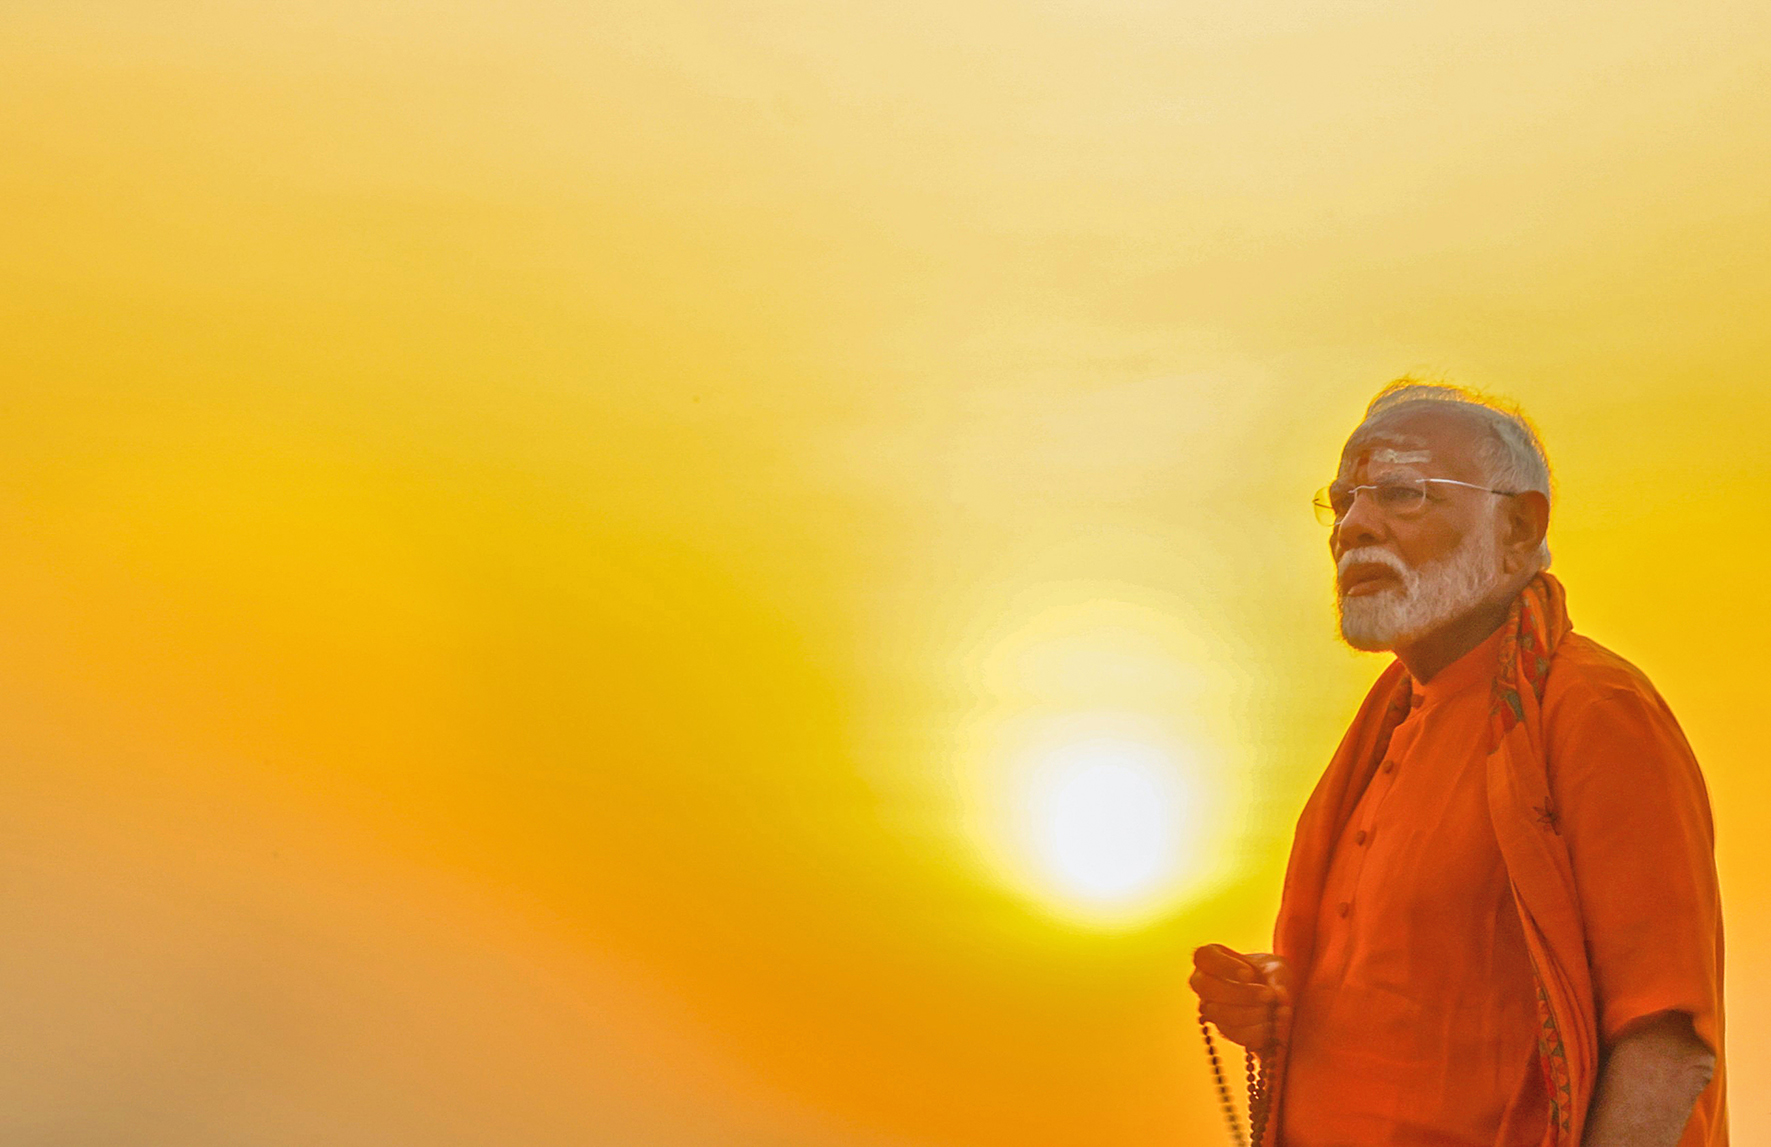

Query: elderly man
left=1191, top=383, right=1725, bottom=1146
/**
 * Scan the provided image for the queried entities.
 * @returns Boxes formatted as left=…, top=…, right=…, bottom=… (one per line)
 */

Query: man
left=1191, top=382, right=1725, bottom=1147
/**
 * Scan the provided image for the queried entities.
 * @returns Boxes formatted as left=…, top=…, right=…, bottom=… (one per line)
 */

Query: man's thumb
left=1250, top=954, right=1294, bottom=994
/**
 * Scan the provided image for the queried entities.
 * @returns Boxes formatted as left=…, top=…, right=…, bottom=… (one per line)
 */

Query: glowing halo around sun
left=964, top=708, right=1220, bottom=930
left=1025, top=737, right=1188, bottom=905
left=951, top=586, right=1240, bottom=929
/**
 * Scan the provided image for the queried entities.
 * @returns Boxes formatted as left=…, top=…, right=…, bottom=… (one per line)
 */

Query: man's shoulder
left=1542, top=633, right=1711, bottom=824
left=1543, top=632, right=1692, bottom=753
left=1545, top=631, right=1666, bottom=710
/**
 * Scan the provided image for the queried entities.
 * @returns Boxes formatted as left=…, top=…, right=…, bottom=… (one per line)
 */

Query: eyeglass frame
left=1313, top=476, right=1518, bottom=527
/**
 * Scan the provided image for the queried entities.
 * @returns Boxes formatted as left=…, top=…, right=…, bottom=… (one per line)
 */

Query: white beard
left=1336, top=525, right=1504, bottom=652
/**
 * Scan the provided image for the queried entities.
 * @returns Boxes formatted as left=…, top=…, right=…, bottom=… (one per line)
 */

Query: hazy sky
left=3, top=2, right=1768, bottom=1143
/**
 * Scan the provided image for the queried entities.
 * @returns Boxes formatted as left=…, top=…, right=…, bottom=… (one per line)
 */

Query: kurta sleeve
left=1547, top=683, right=1723, bottom=1054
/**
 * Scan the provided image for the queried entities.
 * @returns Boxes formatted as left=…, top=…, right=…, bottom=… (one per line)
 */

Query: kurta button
left=1337, top=901, right=1351, bottom=918
left=1381, top=760, right=1396, bottom=774
left=1355, top=829, right=1369, bottom=845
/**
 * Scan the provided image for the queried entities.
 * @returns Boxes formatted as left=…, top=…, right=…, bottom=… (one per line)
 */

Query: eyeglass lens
left=1314, top=479, right=1429, bottom=525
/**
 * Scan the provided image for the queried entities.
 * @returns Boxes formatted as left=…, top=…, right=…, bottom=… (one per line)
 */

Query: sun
left=952, top=587, right=1234, bottom=930
left=1025, top=737, right=1187, bottom=906
left=964, top=710, right=1213, bottom=930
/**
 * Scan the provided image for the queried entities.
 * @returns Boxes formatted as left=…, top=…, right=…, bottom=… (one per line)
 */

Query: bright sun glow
left=965, top=709, right=1214, bottom=930
left=956, top=589, right=1234, bottom=930
left=1027, top=738, right=1185, bottom=903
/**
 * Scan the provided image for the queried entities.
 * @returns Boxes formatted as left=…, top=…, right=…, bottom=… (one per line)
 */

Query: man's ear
left=1502, top=490, right=1550, bottom=571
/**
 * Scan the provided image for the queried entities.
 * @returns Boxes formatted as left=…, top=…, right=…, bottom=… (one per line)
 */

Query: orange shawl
left=1272, top=572, right=1594, bottom=1146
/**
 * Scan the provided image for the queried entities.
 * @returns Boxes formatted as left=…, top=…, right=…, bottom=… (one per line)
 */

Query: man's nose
left=1334, top=488, right=1388, bottom=552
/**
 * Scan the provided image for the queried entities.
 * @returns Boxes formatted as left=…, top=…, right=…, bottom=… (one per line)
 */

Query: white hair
left=1361, top=381, right=1554, bottom=569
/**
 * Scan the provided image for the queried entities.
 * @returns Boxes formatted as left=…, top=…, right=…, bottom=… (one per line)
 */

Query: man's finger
left=1192, top=944, right=1259, bottom=982
left=1200, top=1018, right=1288, bottom=1052
left=1199, top=1000, right=1290, bottom=1026
left=1248, top=953, right=1295, bottom=993
left=1189, top=971, right=1280, bottom=1007
left=1201, top=1007, right=1293, bottom=1051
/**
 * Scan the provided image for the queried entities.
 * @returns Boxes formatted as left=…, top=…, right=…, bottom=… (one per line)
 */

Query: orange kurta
left=1275, top=578, right=1725, bottom=1147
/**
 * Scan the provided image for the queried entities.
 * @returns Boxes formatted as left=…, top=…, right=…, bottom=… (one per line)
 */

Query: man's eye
left=1374, top=485, right=1422, bottom=508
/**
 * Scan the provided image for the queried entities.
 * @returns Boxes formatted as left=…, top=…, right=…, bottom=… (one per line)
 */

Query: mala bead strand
left=1197, top=1012, right=1247, bottom=1147
left=1247, top=1018, right=1281, bottom=1147
left=1248, top=1049, right=1273, bottom=1147
left=1198, top=1003, right=1279, bottom=1147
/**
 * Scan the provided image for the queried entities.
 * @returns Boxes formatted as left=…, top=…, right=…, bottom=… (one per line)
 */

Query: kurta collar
left=1409, top=620, right=1510, bottom=709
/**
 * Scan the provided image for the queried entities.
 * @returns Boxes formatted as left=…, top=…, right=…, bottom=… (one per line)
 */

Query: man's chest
left=1307, top=700, right=1523, bottom=992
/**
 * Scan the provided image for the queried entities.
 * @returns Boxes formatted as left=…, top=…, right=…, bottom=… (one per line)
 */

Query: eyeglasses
left=1312, top=477, right=1516, bottom=526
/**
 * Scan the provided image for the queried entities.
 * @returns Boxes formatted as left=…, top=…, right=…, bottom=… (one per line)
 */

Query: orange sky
left=2, top=2, right=1768, bottom=1143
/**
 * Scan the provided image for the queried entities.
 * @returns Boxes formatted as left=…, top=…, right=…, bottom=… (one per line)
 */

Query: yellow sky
left=2, top=1, right=1768, bottom=1143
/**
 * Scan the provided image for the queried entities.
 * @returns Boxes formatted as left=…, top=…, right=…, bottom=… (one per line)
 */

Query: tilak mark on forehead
left=1339, top=440, right=1435, bottom=477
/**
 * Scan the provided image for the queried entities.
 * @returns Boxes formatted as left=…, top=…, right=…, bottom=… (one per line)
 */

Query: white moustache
left=1337, top=547, right=1413, bottom=583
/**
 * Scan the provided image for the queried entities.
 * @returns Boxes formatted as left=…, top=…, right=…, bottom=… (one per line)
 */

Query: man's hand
left=1189, top=944, right=1293, bottom=1055
left=1582, top=1010, right=1714, bottom=1147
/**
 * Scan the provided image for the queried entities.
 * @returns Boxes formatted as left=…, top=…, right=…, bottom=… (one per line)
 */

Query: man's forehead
left=1338, top=406, right=1483, bottom=475
left=1368, top=446, right=1433, bottom=464
left=1338, top=430, right=1435, bottom=475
